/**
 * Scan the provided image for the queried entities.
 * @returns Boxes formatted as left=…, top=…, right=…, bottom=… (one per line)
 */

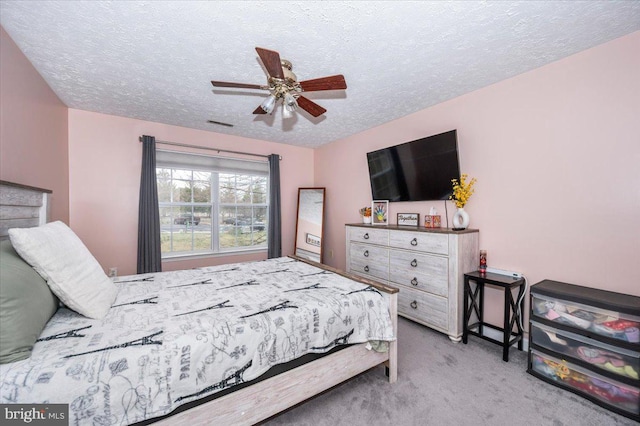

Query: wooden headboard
left=0, top=180, right=51, bottom=240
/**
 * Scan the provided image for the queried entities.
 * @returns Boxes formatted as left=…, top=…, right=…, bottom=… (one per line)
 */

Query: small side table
left=463, top=271, right=526, bottom=362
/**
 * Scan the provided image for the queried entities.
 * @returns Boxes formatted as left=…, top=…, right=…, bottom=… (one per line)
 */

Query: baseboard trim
left=479, top=327, right=529, bottom=353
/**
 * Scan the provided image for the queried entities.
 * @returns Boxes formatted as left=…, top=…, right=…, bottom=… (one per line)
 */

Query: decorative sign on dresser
left=345, top=224, right=479, bottom=341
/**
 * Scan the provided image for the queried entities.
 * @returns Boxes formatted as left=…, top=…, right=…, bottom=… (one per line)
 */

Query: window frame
left=156, top=150, right=269, bottom=260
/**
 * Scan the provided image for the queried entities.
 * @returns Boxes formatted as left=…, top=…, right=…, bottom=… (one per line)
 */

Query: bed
left=0, top=180, right=398, bottom=425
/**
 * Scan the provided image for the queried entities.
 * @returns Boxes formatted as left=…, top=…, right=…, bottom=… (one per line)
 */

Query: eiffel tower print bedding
left=0, top=257, right=395, bottom=425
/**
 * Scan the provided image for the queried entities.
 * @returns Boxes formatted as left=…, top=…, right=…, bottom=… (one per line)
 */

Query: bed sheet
left=0, top=257, right=394, bottom=425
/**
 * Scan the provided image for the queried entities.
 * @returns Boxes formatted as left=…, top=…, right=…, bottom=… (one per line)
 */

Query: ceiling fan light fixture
left=211, top=47, right=347, bottom=120
left=283, top=92, right=298, bottom=119
left=260, top=94, right=277, bottom=114
left=282, top=105, right=294, bottom=119
left=283, top=92, right=298, bottom=108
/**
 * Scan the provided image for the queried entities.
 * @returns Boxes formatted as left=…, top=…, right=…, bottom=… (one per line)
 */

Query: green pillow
left=0, top=239, right=58, bottom=364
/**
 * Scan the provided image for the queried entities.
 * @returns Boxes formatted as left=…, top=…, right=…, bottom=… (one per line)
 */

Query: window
left=156, top=150, right=269, bottom=258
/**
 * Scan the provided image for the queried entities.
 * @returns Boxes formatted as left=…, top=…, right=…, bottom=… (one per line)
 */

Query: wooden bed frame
left=0, top=180, right=51, bottom=240
left=0, top=180, right=398, bottom=425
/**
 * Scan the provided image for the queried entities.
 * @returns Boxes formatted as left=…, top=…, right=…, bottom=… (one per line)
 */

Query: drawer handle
left=410, top=300, right=418, bottom=309
left=364, top=265, right=370, bottom=272
left=410, top=238, right=418, bottom=246
left=411, top=259, right=418, bottom=267
left=364, top=250, right=369, bottom=257
left=363, top=233, right=370, bottom=240
left=411, top=277, right=418, bottom=286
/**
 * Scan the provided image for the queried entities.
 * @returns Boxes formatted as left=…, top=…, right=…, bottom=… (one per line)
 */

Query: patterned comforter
left=0, top=257, right=395, bottom=425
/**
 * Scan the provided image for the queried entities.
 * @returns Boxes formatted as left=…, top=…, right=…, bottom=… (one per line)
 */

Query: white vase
left=452, top=207, right=469, bottom=230
left=362, top=216, right=372, bottom=224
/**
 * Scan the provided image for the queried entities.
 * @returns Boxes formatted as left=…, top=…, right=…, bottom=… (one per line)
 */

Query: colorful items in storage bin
left=577, top=346, right=639, bottom=380
left=532, top=353, right=639, bottom=413
left=531, top=323, right=639, bottom=381
left=594, top=321, right=640, bottom=343
left=532, top=297, right=640, bottom=343
left=536, top=356, right=570, bottom=379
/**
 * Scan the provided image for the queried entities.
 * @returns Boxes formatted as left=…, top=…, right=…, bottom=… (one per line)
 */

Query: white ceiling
left=1, top=1, right=639, bottom=148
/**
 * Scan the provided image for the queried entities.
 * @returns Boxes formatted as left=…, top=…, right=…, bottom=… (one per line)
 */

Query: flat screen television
left=367, top=130, right=460, bottom=202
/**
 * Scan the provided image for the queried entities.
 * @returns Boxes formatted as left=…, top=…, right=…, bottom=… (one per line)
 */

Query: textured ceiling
left=1, top=1, right=639, bottom=148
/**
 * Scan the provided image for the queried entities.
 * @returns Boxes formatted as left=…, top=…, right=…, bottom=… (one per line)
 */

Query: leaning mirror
left=294, top=188, right=326, bottom=263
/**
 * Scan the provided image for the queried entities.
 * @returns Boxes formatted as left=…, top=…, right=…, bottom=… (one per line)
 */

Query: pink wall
left=68, top=109, right=314, bottom=275
left=0, top=27, right=69, bottom=222
left=4, top=19, right=638, bottom=324
left=316, top=29, right=640, bottom=323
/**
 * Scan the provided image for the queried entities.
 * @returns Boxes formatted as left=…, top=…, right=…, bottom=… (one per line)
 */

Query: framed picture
left=371, top=200, right=389, bottom=225
left=305, top=233, right=321, bottom=247
left=397, top=213, right=419, bottom=226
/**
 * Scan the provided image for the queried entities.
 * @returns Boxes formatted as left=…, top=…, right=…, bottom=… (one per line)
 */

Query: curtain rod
left=138, top=137, right=281, bottom=160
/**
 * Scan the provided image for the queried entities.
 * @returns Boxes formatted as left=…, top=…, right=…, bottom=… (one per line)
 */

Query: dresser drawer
left=348, top=226, right=389, bottom=246
left=398, top=286, right=448, bottom=331
left=531, top=349, right=639, bottom=417
left=345, top=224, right=478, bottom=343
left=531, top=321, right=639, bottom=382
left=388, top=230, right=448, bottom=255
left=349, top=243, right=389, bottom=281
left=389, top=250, right=448, bottom=297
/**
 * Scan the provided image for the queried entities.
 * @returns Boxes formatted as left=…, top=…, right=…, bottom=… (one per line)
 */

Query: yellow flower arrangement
left=450, top=174, right=477, bottom=209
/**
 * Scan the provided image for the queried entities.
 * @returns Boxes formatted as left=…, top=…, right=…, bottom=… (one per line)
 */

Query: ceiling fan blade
left=255, top=47, right=285, bottom=80
left=253, top=105, right=267, bottom=114
left=299, top=75, right=347, bottom=92
left=211, top=80, right=265, bottom=90
left=296, top=96, right=327, bottom=117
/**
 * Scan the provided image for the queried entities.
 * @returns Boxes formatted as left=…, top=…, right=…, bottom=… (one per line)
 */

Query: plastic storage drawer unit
left=531, top=293, right=640, bottom=345
left=528, top=279, right=640, bottom=422
left=531, top=321, right=639, bottom=381
left=531, top=350, right=639, bottom=417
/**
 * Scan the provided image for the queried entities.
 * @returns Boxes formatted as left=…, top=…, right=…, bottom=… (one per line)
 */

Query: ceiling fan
left=211, top=47, right=347, bottom=119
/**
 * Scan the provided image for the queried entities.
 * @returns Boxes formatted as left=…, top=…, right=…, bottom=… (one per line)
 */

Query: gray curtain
left=267, top=154, right=282, bottom=258
left=137, top=135, right=162, bottom=273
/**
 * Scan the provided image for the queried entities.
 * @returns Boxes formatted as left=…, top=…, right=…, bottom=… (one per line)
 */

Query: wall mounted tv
left=367, top=130, right=460, bottom=202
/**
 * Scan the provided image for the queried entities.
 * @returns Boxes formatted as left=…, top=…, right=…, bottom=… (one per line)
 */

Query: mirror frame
left=294, top=187, right=326, bottom=263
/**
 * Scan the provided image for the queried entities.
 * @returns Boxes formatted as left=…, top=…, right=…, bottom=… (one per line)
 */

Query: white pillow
left=8, top=221, right=118, bottom=319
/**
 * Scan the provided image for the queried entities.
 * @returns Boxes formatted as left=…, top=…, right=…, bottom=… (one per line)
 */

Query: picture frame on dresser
left=397, top=213, right=419, bottom=226
left=372, top=200, right=389, bottom=225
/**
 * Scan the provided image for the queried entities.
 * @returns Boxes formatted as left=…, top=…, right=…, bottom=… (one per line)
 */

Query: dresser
left=528, top=280, right=639, bottom=421
left=345, top=224, right=479, bottom=341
